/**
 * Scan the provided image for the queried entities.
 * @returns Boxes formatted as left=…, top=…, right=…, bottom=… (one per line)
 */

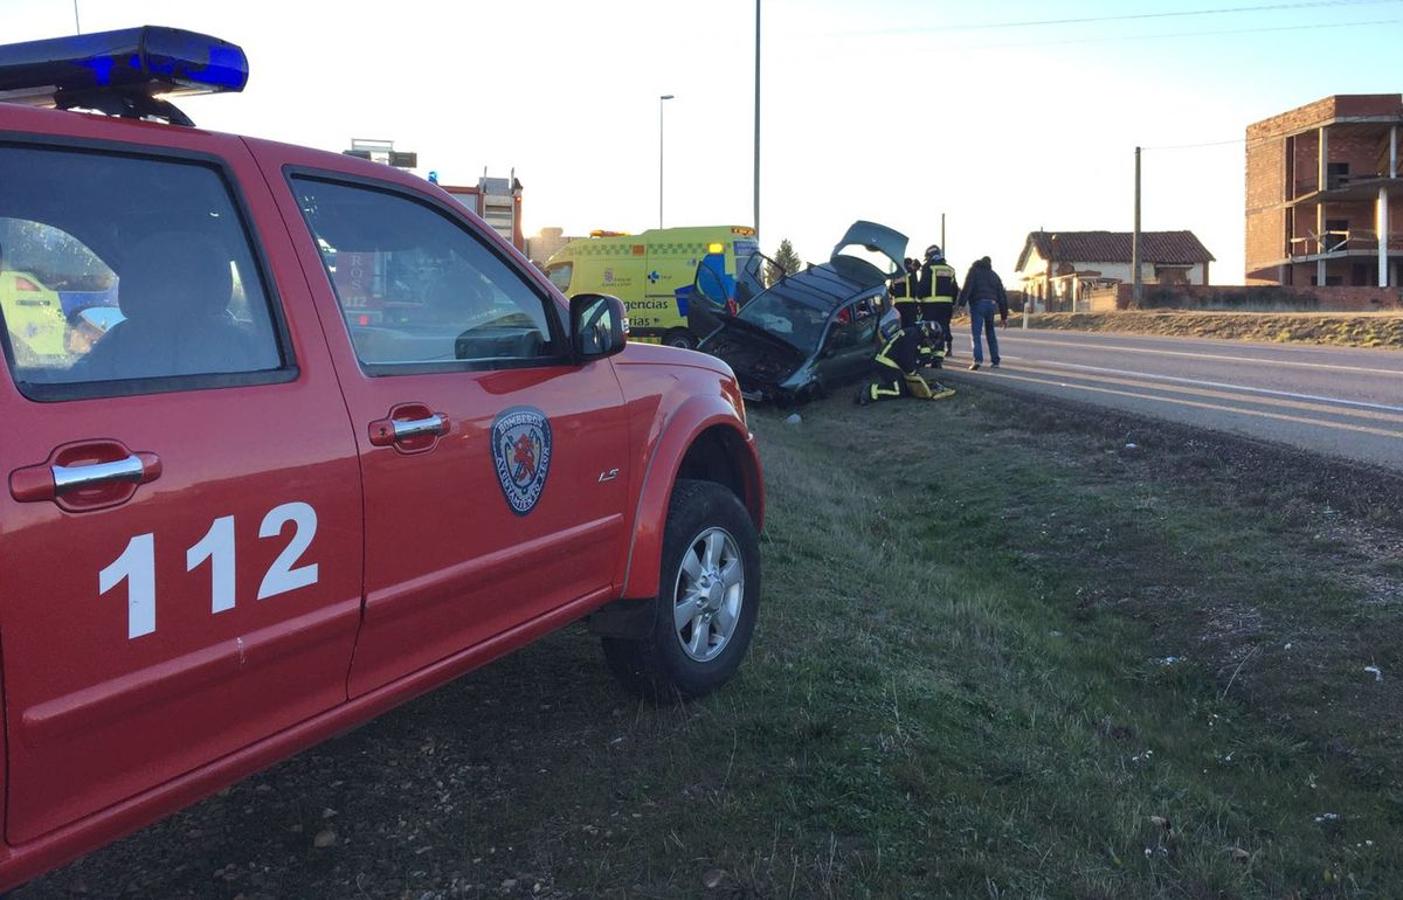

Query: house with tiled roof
left=1015, top=230, right=1215, bottom=310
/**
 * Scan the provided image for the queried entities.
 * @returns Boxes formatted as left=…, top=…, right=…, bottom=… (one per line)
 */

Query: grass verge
left=1027, top=310, right=1403, bottom=350
left=21, top=387, right=1403, bottom=898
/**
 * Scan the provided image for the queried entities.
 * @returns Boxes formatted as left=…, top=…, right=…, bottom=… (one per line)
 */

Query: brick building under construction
left=1245, top=94, right=1400, bottom=287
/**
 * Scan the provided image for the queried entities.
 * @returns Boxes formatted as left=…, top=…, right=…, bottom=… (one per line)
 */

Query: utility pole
left=753, top=0, right=761, bottom=238
left=658, top=94, right=674, bottom=229
left=1132, top=145, right=1143, bottom=306
left=73, top=0, right=80, bottom=33
left=940, top=212, right=946, bottom=256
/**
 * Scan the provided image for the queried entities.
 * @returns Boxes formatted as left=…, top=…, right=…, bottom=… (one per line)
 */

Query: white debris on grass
left=1365, top=665, right=1383, bottom=682
left=785, top=413, right=802, bottom=426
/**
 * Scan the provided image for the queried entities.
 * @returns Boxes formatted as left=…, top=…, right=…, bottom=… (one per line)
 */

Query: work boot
left=856, top=384, right=872, bottom=406
left=969, top=363, right=981, bottom=371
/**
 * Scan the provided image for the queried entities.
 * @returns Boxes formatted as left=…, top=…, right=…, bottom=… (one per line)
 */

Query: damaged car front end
left=697, top=221, right=908, bottom=405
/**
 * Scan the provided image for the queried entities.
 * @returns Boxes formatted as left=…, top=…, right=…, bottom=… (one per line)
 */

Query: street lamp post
left=659, top=94, right=674, bottom=229
left=754, top=0, right=760, bottom=238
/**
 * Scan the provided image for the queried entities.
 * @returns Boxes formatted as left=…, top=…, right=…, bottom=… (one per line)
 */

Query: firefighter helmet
left=924, top=244, right=944, bottom=263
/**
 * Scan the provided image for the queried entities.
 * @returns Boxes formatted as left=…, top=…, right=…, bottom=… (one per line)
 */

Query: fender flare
left=618, top=395, right=763, bottom=601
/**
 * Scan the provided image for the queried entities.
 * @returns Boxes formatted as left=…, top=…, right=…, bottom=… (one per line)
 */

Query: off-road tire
left=601, top=479, right=760, bottom=700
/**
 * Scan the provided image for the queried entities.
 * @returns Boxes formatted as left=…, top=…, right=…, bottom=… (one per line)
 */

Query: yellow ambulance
left=544, top=225, right=758, bottom=348
left=0, top=266, right=67, bottom=365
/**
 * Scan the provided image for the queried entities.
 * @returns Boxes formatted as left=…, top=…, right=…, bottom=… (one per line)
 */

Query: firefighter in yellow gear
left=888, top=257, right=922, bottom=329
left=916, top=243, right=958, bottom=364
left=856, top=311, right=955, bottom=404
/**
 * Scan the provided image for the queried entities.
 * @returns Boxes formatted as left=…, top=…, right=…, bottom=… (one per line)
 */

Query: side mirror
left=570, top=293, right=628, bottom=361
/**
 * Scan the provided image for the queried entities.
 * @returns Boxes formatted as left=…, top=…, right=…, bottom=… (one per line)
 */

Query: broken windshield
left=734, top=278, right=837, bottom=351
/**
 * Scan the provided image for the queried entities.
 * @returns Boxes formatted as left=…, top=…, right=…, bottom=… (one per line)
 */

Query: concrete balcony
left=1287, top=229, right=1403, bottom=261
left=1286, top=174, right=1402, bottom=208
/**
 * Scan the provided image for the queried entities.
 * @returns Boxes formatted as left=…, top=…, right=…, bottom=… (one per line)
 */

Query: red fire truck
left=0, top=26, right=763, bottom=891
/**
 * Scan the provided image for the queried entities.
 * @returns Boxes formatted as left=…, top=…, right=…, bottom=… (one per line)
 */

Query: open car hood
left=829, top=220, right=909, bottom=288
left=701, top=317, right=808, bottom=389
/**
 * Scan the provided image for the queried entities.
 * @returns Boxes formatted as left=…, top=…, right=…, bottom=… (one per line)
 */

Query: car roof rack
left=0, top=26, right=248, bottom=127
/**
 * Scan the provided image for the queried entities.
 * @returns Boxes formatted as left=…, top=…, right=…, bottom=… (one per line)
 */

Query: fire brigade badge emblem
left=491, top=406, right=553, bottom=515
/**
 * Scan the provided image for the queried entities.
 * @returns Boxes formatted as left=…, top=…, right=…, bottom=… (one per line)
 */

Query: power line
left=1145, top=126, right=1355, bottom=153
left=852, top=0, right=1398, bottom=34
left=1142, top=137, right=1246, bottom=151
left=970, top=15, right=1401, bottom=49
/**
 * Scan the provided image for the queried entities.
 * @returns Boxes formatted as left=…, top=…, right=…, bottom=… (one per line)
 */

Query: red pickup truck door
left=0, top=133, right=363, bottom=843
left=259, top=152, right=630, bottom=695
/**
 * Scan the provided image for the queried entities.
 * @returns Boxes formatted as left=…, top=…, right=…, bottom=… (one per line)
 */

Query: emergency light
left=0, top=26, right=248, bottom=126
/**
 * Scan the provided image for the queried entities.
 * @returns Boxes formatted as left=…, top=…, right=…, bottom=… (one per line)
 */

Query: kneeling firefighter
left=857, top=304, right=955, bottom=404
left=917, top=244, right=958, bottom=363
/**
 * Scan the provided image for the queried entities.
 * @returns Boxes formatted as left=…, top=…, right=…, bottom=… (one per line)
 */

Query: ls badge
left=491, top=406, right=553, bottom=515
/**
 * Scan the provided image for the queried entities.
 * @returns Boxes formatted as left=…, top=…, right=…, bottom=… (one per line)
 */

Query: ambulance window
left=0, top=145, right=288, bottom=401
left=292, top=177, right=563, bottom=372
left=546, top=262, right=572, bottom=293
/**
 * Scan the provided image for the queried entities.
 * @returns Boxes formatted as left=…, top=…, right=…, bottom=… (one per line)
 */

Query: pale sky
left=7, top=0, right=1402, bottom=281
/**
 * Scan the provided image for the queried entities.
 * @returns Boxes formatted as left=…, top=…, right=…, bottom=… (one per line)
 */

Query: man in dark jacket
left=956, top=256, right=1008, bottom=370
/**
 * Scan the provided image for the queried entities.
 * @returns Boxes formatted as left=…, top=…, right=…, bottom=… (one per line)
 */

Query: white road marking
left=987, top=370, right=1403, bottom=440
left=994, top=334, right=1403, bottom=376
left=998, top=356, right=1403, bottom=415
left=997, top=361, right=1403, bottom=425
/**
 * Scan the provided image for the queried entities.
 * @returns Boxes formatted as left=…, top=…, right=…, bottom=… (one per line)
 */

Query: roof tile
left=1021, top=230, right=1215, bottom=269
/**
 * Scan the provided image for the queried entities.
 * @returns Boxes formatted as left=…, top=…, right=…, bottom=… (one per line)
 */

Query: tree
left=769, top=238, right=803, bottom=285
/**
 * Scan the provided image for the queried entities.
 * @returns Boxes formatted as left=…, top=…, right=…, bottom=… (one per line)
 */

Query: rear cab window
left=0, top=143, right=290, bottom=400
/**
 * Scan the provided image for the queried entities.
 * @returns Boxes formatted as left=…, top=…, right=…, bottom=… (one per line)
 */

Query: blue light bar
left=0, top=26, right=248, bottom=107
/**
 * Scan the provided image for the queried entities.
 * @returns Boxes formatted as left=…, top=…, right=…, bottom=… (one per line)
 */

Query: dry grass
left=20, top=386, right=1403, bottom=899
left=1029, top=309, right=1403, bottom=349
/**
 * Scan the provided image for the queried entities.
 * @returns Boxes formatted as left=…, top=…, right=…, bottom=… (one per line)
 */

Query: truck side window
left=291, top=177, right=561, bottom=372
left=0, top=145, right=287, bottom=400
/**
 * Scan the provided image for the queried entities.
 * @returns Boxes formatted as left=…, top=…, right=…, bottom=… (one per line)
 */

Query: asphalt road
left=937, top=327, right=1403, bottom=471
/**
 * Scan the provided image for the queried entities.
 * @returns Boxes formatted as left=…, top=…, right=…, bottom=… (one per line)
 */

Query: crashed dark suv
left=697, top=221, right=908, bottom=404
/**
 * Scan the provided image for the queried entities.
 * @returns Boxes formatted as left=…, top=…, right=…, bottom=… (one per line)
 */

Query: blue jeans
left=970, top=298, right=1000, bottom=365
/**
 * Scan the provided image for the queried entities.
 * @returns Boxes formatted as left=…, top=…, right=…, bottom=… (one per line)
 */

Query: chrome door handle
left=392, top=414, right=448, bottom=440
left=11, top=443, right=161, bottom=509
left=367, top=408, right=450, bottom=449
left=52, top=455, right=146, bottom=493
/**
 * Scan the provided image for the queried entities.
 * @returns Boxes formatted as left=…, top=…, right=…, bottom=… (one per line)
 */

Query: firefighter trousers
left=863, top=363, right=954, bottom=402
left=923, top=300, right=954, bottom=356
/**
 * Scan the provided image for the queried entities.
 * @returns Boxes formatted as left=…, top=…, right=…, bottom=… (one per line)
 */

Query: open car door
left=688, top=248, right=783, bottom=343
